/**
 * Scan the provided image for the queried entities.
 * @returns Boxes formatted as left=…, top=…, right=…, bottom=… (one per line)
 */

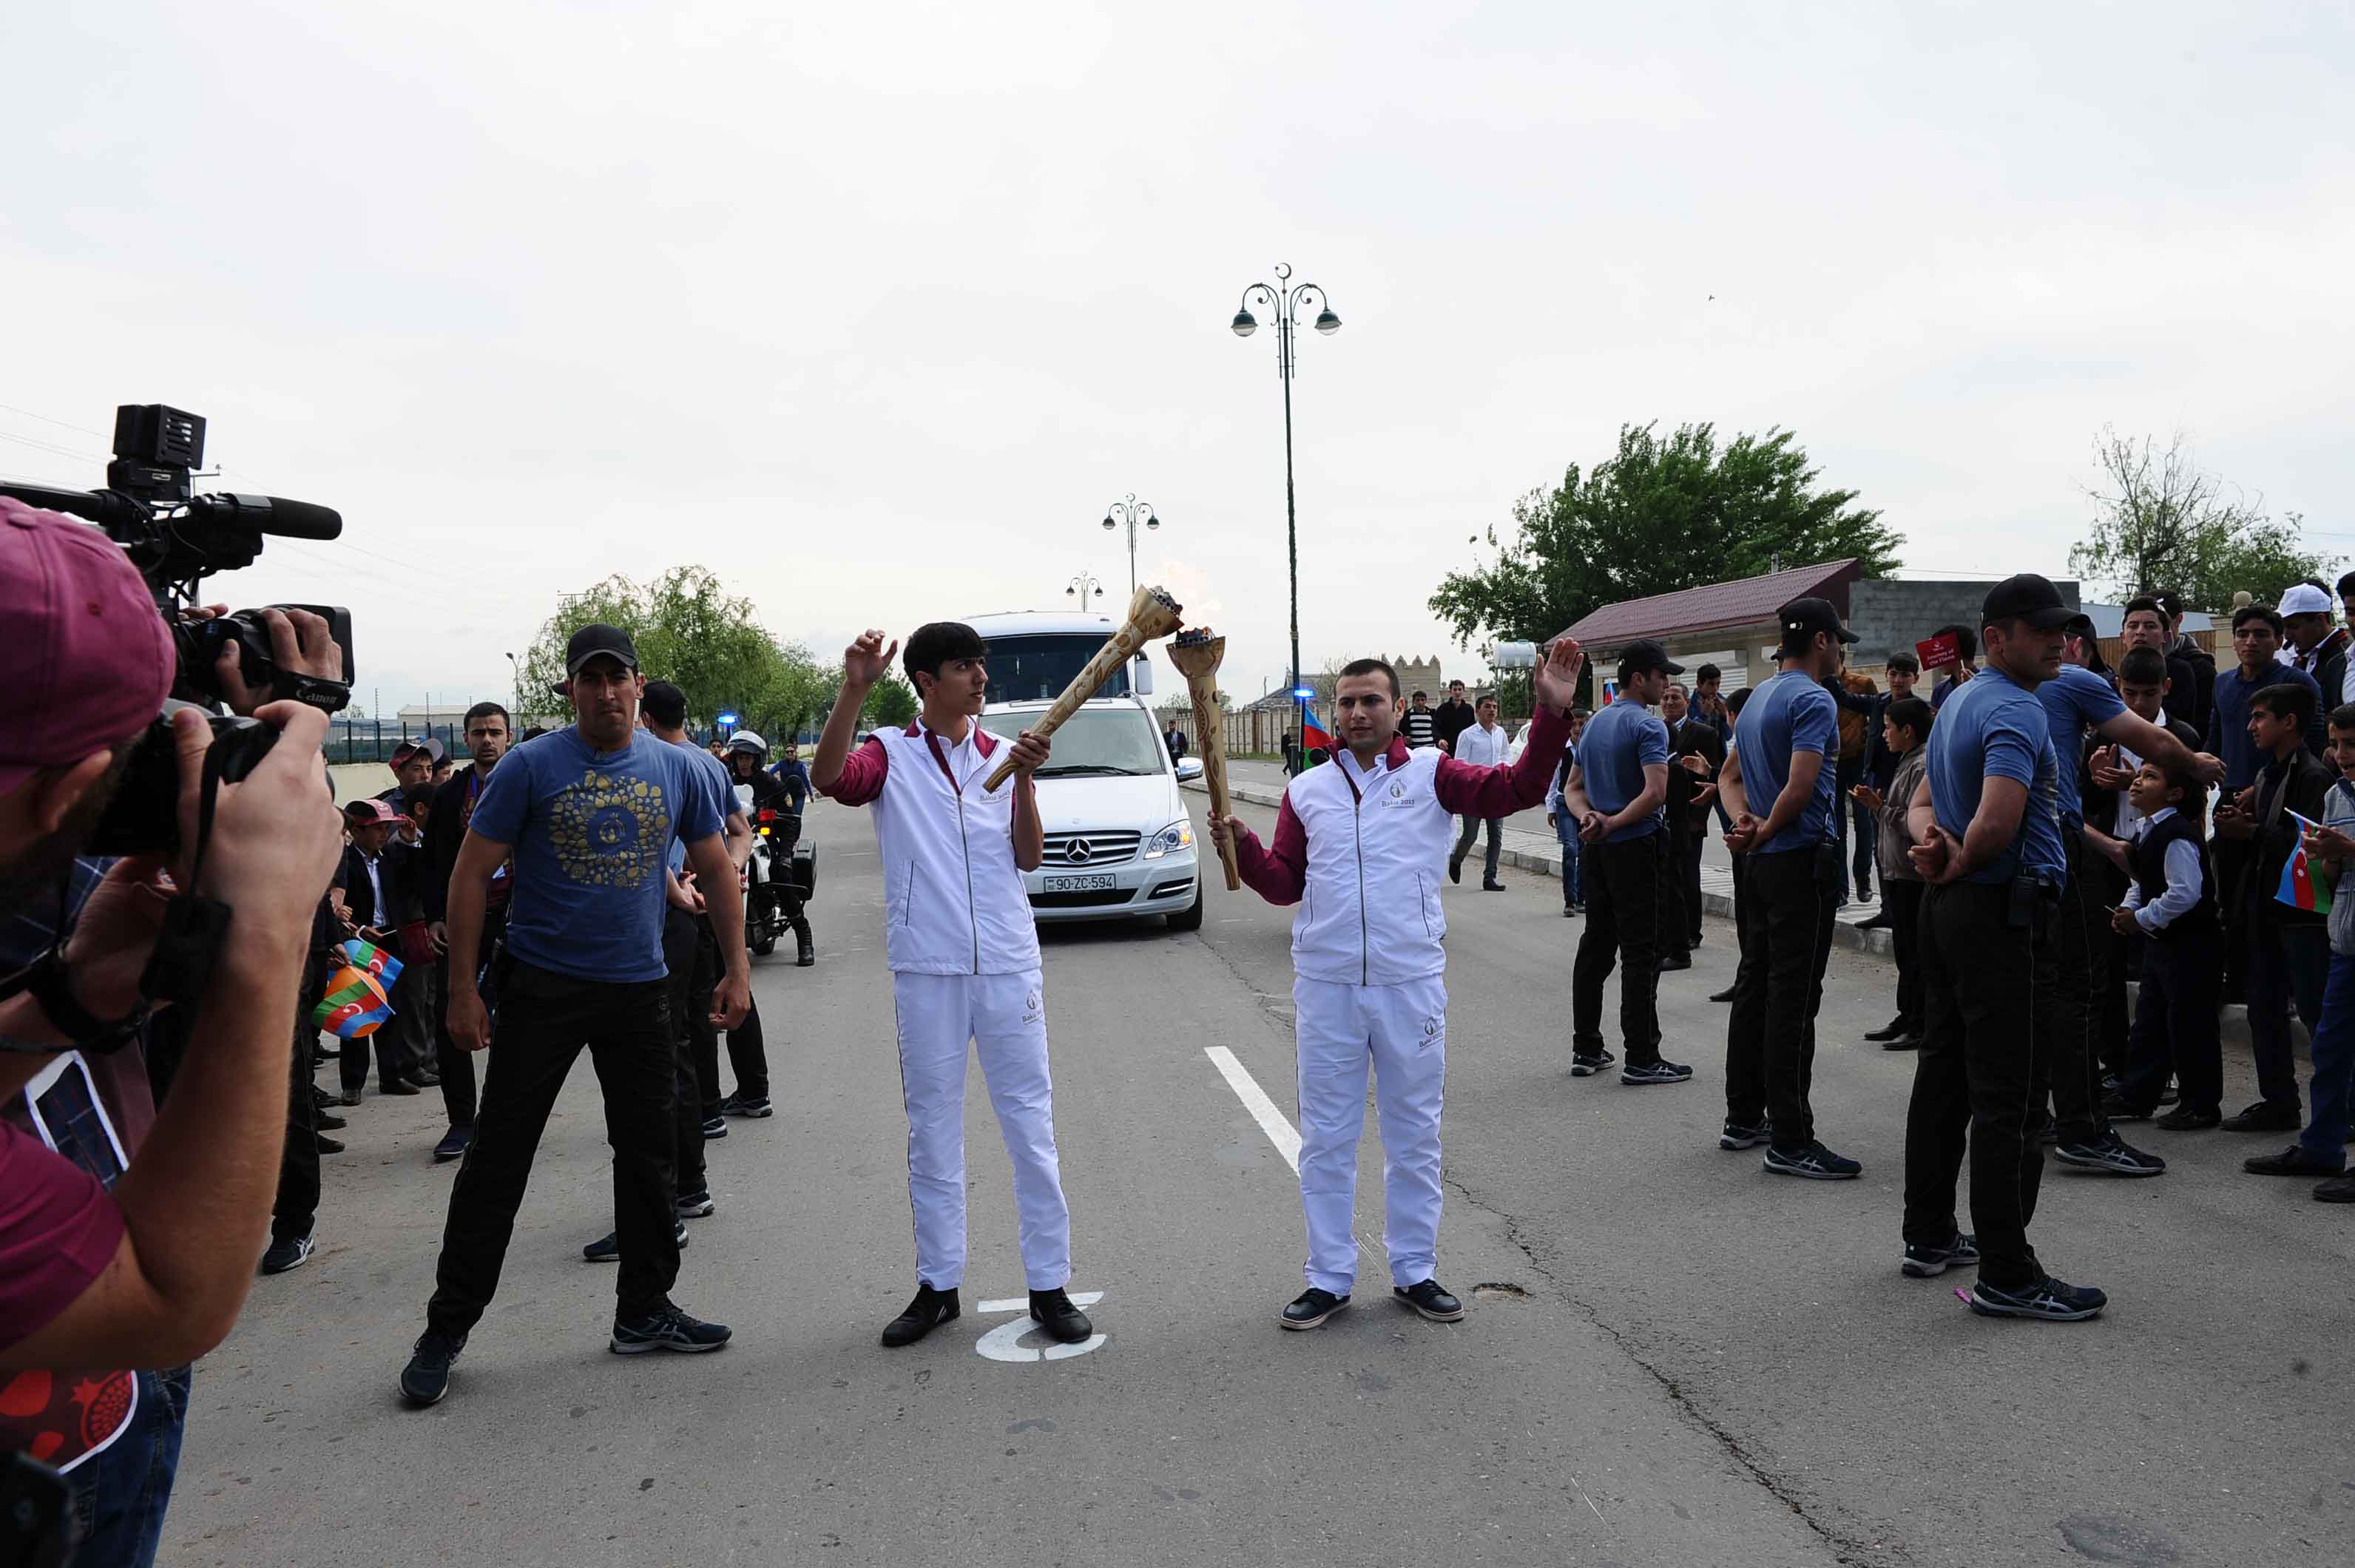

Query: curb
left=1186, top=775, right=1896, bottom=961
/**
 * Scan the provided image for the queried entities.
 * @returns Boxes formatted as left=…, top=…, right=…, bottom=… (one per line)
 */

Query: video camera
left=0, top=404, right=355, bottom=711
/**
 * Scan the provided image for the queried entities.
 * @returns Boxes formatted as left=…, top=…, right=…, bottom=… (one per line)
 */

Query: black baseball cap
left=1779, top=596, right=1859, bottom=645
left=1620, top=638, right=1685, bottom=675
left=1981, top=573, right=2075, bottom=632
left=564, top=623, right=641, bottom=677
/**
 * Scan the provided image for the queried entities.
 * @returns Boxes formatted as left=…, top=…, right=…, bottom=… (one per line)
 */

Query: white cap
left=2280, top=582, right=2334, bottom=618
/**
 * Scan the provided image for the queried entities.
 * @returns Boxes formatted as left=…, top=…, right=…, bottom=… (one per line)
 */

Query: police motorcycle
left=721, top=731, right=817, bottom=964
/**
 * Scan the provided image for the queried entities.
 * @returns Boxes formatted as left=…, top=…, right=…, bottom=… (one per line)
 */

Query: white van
left=966, top=611, right=1204, bottom=932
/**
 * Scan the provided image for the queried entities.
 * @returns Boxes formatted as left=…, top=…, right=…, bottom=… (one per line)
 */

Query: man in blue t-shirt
left=1560, top=640, right=1689, bottom=1086
left=401, top=624, right=752, bottom=1408
left=1902, top=574, right=2107, bottom=1323
left=2039, top=616, right=2221, bottom=1177
left=1718, top=597, right=1854, bottom=1179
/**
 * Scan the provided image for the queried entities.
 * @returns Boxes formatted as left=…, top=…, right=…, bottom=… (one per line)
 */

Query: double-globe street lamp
left=1101, top=493, right=1160, bottom=596
left=1066, top=572, right=1106, bottom=612
left=1230, top=262, right=1341, bottom=743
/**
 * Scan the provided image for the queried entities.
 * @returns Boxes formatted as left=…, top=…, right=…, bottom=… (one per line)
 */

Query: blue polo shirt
left=1579, top=700, right=1669, bottom=842
left=2036, top=663, right=2127, bottom=828
left=2207, top=658, right=2324, bottom=789
left=1734, top=668, right=1839, bottom=855
left=1924, top=666, right=2066, bottom=885
left=470, top=726, right=727, bottom=982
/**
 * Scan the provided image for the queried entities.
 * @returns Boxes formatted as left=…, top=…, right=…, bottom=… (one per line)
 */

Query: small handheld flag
left=338, top=938, right=403, bottom=987
left=2277, top=817, right=2334, bottom=916
left=311, top=965, right=393, bottom=1039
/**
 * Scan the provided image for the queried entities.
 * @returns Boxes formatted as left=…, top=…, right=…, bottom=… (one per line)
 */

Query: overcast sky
left=6, top=1, right=2350, bottom=715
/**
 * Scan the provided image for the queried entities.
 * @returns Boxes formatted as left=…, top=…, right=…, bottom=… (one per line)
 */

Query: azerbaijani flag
left=311, top=965, right=393, bottom=1038
left=1301, top=713, right=1334, bottom=754
left=338, top=937, right=403, bottom=987
left=2279, top=811, right=2335, bottom=916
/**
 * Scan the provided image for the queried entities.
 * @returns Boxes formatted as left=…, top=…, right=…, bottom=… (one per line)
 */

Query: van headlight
left=1143, top=818, right=1195, bottom=859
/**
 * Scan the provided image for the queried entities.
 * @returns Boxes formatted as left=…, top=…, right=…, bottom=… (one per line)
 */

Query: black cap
left=2062, top=611, right=2098, bottom=640
left=1779, top=596, right=1860, bottom=646
left=2152, top=588, right=2186, bottom=621
left=1981, top=573, right=2075, bottom=632
left=564, top=623, right=640, bottom=677
left=1620, top=638, right=1685, bottom=675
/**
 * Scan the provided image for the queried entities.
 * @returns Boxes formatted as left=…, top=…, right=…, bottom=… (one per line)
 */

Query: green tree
left=522, top=566, right=810, bottom=735
left=859, top=672, right=918, bottom=729
left=2067, top=429, right=2335, bottom=610
left=1427, top=422, right=1902, bottom=658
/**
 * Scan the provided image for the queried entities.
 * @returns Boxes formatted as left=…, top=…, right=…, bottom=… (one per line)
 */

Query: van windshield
left=978, top=706, right=1166, bottom=777
left=981, top=636, right=1132, bottom=705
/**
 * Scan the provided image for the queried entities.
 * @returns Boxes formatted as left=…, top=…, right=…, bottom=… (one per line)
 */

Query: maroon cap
left=0, top=496, right=174, bottom=794
left=344, top=797, right=401, bottom=825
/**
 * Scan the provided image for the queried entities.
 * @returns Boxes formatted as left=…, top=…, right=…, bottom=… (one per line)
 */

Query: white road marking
left=973, top=1291, right=1109, bottom=1362
left=1204, top=1046, right=1301, bottom=1170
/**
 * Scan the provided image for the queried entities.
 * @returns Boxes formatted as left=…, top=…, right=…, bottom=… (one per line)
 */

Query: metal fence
left=327, top=719, right=470, bottom=766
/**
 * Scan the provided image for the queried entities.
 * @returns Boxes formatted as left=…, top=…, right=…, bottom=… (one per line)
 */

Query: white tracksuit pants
left=891, top=969, right=1071, bottom=1291
left=1294, top=974, right=1449, bottom=1296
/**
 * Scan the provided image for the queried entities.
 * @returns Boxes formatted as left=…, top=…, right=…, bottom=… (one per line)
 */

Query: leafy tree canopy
left=2067, top=428, right=2335, bottom=611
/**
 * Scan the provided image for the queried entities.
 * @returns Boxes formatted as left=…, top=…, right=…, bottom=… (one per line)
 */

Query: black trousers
left=1884, top=878, right=1925, bottom=1030
left=687, top=915, right=769, bottom=1113
left=426, top=961, right=678, bottom=1336
left=1905, top=882, right=2054, bottom=1290
left=433, top=908, right=499, bottom=1129
left=1656, top=823, right=1693, bottom=962
left=2214, top=834, right=2253, bottom=1004
left=2120, top=931, right=2223, bottom=1115
left=1724, top=845, right=1839, bottom=1148
left=271, top=956, right=329, bottom=1242
left=2046, top=837, right=2114, bottom=1146
left=1452, top=814, right=1502, bottom=882
left=2091, top=858, right=2135, bottom=1075
left=663, top=908, right=707, bottom=1199
left=1572, top=833, right=1664, bottom=1066
left=1680, top=823, right=1706, bottom=947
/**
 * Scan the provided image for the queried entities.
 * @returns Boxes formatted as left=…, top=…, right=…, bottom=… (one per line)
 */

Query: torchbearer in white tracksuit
left=1211, top=642, right=1585, bottom=1330
left=811, top=623, right=1094, bottom=1351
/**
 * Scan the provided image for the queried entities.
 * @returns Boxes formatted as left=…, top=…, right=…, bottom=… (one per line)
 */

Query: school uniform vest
left=868, top=722, right=1041, bottom=976
left=2129, top=811, right=2217, bottom=942
left=1284, top=746, right=1454, bottom=987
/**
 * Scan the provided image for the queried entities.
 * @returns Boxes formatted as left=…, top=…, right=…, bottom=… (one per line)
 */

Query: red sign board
left=1915, top=632, right=1962, bottom=674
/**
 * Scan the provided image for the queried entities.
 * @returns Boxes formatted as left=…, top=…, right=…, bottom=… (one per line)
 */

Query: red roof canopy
left=1555, top=559, right=1863, bottom=648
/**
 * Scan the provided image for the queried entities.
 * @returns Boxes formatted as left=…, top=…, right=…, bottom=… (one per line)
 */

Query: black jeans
left=272, top=955, right=328, bottom=1242
left=2046, top=837, right=2115, bottom=1145
left=1906, top=882, right=2054, bottom=1290
left=1572, top=833, right=1664, bottom=1066
left=1883, top=878, right=1925, bottom=1030
left=2120, top=931, right=2223, bottom=1115
left=1657, top=823, right=1692, bottom=964
left=686, top=915, right=771, bottom=1113
left=433, top=908, right=499, bottom=1129
left=1680, top=822, right=1706, bottom=947
left=1834, top=757, right=1862, bottom=898
left=664, top=908, right=708, bottom=1199
left=426, top=960, right=678, bottom=1336
left=2091, top=856, right=2135, bottom=1075
left=1453, top=814, right=1502, bottom=882
left=1724, top=845, right=1839, bottom=1147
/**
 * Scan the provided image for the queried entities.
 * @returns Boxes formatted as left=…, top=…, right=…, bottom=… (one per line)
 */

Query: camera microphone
left=183, top=492, right=342, bottom=541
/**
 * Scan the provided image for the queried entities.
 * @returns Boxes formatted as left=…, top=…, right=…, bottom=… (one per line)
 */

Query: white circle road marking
left=972, top=1291, right=1108, bottom=1362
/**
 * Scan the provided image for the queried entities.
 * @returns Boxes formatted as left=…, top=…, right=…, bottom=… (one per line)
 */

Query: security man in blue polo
left=1902, top=572, right=2105, bottom=1322
left=1718, top=598, right=1856, bottom=1178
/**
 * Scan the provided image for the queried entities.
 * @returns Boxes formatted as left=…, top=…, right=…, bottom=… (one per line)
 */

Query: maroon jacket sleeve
left=1435, top=706, right=1570, bottom=817
left=820, top=735, right=889, bottom=807
left=1231, top=794, right=1308, bottom=906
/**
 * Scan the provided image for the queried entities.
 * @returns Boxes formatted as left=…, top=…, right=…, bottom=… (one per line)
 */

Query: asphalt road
left=165, top=793, right=2354, bottom=1568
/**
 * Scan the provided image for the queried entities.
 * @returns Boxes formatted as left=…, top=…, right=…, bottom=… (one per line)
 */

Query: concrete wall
left=1846, top=579, right=2081, bottom=664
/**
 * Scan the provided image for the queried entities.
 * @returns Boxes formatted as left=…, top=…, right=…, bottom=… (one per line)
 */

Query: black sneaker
left=1862, top=1017, right=1912, bottom=1042
left=1393, top=1279, right=1465, bottom=1322
left=260, top=1234, right=316, bottom=1275
left=583, top=1222, right=688, bottom=1262
left=1964, top=1275, right=2106, bottom=1322
left=1657, top=953, right=1692, bottom=972
left=315, top=1111, right=348, bottom=1131
left=720, top=1095, right=773, bottom=1118
left=433, top=1125, right=474, bottom=1163
left=2153, top=1106, right=2220, bottom=1132
left=1719, top=1121, right=1770, bottom=1150
left=2243, top=1145, right=2346, bottom=1177
left=1029, top=1288, right=1093, bottom=1343
left=1902, top=1231, right=1979, bottom=1278
left=675, top=1189, right=716, bottom=1218
left=1278, top=1288, right=1349, bottom=1331
left=2052, top=1134, right=2166, bottom=1177
left=1570, top=1049, right=1616, bottom=1078
left=612, top=1302, right=731, bottom=1355
left=880, top=1285, right=960, bottom=1348
left=2220, top=1101, right=2302, bottom=1133
left=1707, top=985, right=1737, bottom=1004
left=1763, top=1142, right=1862, bottom=1180
left=700, top=1115, right=728, bottom=1140
left=1447, top=856, right=1462, bottom=885
left=1621, top=1060, right=1693, bottom=1087
left=314, top=1133, right=345, bottom=1155
left=1481, top=880, right=1507, bottom=893
left=399, top=1331, right=465, bottom=1406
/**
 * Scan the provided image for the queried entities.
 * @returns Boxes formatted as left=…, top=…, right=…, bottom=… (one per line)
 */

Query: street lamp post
left=1101, top=493, right=1160, bottom=595
left=1229, top=261, right=1342, bottom=748
left=504, top=652, right=521, bottom=727
left=1065, top=572, right=1106, bottom=612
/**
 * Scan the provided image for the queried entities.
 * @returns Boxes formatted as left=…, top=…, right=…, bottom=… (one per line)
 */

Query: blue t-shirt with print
left=1924, top=666, right=2067, bottom=885
left=2036, top=662, right=2126, bottom=828
left=1735, top=669, right=1839, bottom=855
left=469, top=726, right=726, bottom=982
left=669, top=743, right=739, bottom=875
left=1580, top=700, right=1669, bottom=842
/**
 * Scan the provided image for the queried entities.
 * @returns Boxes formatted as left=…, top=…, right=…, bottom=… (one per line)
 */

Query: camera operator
left=0, top=497, right=344, bottom=1567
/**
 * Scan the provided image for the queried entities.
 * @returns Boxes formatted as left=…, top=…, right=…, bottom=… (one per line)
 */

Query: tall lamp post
left=1101, top=493, right=1160, bottom=595
left=1230, top=261, right=1342, bottom=746
left=504, top=652, right=521, bottom=728
left=1065, top=572, right=1105, bottom=612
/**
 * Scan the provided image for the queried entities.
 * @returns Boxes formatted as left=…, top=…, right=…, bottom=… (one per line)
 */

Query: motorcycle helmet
left=724, top=730, right=768, bottom=763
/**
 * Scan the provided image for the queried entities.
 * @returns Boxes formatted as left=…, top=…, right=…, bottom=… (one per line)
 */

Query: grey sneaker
left=1570, top=1049, right=1616, bottom=1078
left=1620, top=1060, right=1692, bottom=1087
left=1963, top=1274, right=2106, bottom=1322
left=611, top=1302, right=731, bottom=1354
left=2052, top=1134, right=2166, bottom=1177
left=1902, top=1232, right=1980, bottom=1278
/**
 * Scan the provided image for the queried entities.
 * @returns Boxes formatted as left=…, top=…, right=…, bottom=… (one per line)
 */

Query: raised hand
left=1533, top=637, right=1586, bottom=712
left=843, top=629, right=899, bottom=690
